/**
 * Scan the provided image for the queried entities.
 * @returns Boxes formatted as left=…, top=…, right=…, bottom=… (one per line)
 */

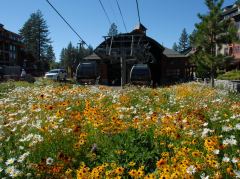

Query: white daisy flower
left=186, top=165, right=196, bottom=175
left=5, top=158, right=16, bottom=165
left=213, top=149, right=220, bottom=155
left=232, top=157, right=239, bottom=163
left=46, top=157, right=54, bottom=165
left=222, top=156, right=230, bottom=162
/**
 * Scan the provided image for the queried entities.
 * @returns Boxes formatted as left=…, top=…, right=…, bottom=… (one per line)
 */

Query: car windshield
left=131, top=68, right=150, bottom=81
left=77, top=64, right=95, bottom=77
left=49, top=70, right=59, bottom=73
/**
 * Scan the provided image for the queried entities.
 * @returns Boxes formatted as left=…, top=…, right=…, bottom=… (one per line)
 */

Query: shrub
left=217, top=70, right=240, bottom=80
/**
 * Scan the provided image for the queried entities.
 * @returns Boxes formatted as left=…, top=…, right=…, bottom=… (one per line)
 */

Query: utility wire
left=98, top=0, right=112, bottom=26
left=109, top=0, right=119, bottom=28
left=45, top=0, right=88, bottom=47
left=135, top=0, right=141, bottom=25
left=115, top=0, right=127, bottom=32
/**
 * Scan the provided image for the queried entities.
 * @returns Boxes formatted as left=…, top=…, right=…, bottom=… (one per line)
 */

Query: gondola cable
left=98, top=0, right=112, bottom=26
left=135, top=0, right=141, bottom=25
left=115, top=0, right=128, bottom=33
left=45, top=0, right=89, bottom=47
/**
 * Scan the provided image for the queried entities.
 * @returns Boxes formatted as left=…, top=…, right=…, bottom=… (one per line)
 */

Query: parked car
left=44, top=69, right=67, bottom=81
left=130, top=64, right=152, bottom=86
left=76, top=62, right=98, bottom=85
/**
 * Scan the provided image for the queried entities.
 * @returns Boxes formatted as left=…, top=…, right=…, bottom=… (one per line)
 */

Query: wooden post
left=121, top=57, right=126, bottom=88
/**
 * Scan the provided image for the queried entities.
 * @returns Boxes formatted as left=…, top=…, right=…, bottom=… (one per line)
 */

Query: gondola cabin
left=76, top=62, right=98, bottom=85
left=130, top=64, right=151, bottom=86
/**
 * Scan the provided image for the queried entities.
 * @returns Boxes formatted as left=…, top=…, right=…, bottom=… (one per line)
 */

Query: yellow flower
left=192, top=151, right=202, bottom=158
left=161, top=152, right=169, bottom=158
left=115, top=167, right=124, bottom=175
left=65, top=168, right=72, bottom=175
left=144, top=173, right=156, bottom=179
left=129, top=169, right=137, bottom=177
left=128, top=161, right=136, bottom=167
left=110, top=162, right=117, bottom=169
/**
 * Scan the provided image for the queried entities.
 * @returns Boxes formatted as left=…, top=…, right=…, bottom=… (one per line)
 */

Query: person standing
left=21, top=69, right=26, bottom=78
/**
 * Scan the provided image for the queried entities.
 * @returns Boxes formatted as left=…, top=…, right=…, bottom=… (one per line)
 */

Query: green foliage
left=46, top=45, right=56, bottom=64
left=0, top=81, right=34, bottom=98
left=59, top=42, right=93, bottom=77
left=217, top=70, right=240, bottom=80
left=191, top=0, right=238, bottom=86
left=172, top=42, right=179, bottom=52
left=173, top=28, right=190, bottom=52
left=178, top=28, right=190, bottom=52
left=108, top=23, right=118, bottom=36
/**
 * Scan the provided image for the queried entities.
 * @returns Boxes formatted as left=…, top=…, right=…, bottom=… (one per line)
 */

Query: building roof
left=134, top=23, right=147, bottom=31
left=83, top=53, right=101, bottom=60
left=163, top=48, right=186, bottom=58
left=131, top=23, right=148, bottom=34
left=222, top=3, right=238, bottom=16
left=0, top=23, right=21, bottom=37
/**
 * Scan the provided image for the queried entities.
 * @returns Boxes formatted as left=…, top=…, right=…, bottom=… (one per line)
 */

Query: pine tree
left=46, top=45, right=56, bottom=69
left=172, top=42, right=179, bottom=52
left=178, top=28, right=190, bottom=52
left=59, top=42, right=93, bottom=77
left=108, top=23, right=118, bottom=36
left=19, top=10, right=52, bottom=72
left=192, top=0, right=238, bottom=87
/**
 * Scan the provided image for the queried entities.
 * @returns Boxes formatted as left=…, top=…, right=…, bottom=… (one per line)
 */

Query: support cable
left=98, top=0, right=112, bottom=26
left=45, top=0, right=88, bottom=47
left=135, top=0, right=141, bottom=24
left=115, top=0, right=127, bottom=33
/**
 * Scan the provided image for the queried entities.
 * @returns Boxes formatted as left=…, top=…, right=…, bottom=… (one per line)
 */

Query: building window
left=235, top=21, right=240, bottom=30
left=13, top=53, right=16, bottom=59
left=166, top=69, right=180, bottom=77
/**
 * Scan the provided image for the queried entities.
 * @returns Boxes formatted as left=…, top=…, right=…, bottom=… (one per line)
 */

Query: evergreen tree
left=172, top=42, right=179, bottom=52
left=46, top=45, right=55, bottom=62
left=108, top=23, right=118, bottom=36
left=59, top=43, right=93, bottom=77
left=46, top=45, right=56, bottom=69
left=178, top=28, right=190, bottom=52
left=19, top=10, right=52, bottom=72
left=192, top=0, right=238, bottom=87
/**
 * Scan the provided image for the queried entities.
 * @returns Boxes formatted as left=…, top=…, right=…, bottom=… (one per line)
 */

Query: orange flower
left=156, top=158, right=167, bottom=168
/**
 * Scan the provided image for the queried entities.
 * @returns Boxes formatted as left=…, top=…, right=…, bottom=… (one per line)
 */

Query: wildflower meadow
left=0, top=80, right=239, bottom=178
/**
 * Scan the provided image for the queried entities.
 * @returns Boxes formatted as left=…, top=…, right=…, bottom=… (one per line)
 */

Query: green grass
left=217, top=70, right=240, bottom=80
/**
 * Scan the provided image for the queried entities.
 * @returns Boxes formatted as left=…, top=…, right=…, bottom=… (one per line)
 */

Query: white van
left=44, top=69, right=67, bottom=81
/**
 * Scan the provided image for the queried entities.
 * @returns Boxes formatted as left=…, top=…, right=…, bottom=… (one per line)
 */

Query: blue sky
left=0, top=0, right=236, bottom=61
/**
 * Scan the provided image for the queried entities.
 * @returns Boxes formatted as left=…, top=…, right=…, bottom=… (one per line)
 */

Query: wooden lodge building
left=84, top=24, right=194, bottom=86
left=0, top=24, right=24, bottom=66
